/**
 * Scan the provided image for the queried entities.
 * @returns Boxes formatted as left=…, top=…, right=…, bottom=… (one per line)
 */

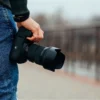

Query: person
left=0, top=0, right=44, bottom=99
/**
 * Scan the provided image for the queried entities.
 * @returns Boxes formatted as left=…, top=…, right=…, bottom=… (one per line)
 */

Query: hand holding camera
left=9, top=27, right=65, bottom=72
left=17, top=17, right=44, bottom=42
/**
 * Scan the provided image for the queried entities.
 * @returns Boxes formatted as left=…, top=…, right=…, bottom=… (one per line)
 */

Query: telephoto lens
left=27, top=44, right=65, bottom=71
left=10, top=27, right=65, bottom=72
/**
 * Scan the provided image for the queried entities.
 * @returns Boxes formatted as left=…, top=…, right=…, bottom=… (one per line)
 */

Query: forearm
left=9, top=0, right=44, bottom=42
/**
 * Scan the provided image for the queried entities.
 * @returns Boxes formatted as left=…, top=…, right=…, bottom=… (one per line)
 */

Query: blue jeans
left=0, top=5, right=18, bottom=100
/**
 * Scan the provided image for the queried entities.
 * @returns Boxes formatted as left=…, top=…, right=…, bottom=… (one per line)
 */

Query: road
left=18, top=62, right=100, bottom=100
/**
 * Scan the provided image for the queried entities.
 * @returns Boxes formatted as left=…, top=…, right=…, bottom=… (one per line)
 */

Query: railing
left=41, top=26, right=100, bottom=61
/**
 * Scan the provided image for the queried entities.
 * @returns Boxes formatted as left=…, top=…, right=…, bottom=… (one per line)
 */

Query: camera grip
left=9, top=27, right=32, bottom=63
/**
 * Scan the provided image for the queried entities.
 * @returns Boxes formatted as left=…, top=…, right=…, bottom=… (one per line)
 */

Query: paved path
left=18, top=62, right=100, bottom=100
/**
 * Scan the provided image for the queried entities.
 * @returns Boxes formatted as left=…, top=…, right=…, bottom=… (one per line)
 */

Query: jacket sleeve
left=9, top=0, right=29, bottom=16
left=9, top=0, right=30, bottom=22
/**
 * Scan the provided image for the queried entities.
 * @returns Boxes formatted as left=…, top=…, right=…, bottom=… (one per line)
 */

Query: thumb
left=17, top=22, right=22, bottom=28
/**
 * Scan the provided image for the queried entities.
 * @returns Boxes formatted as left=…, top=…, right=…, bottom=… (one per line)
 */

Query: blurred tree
left=52, top=8, right=68, bottom=30
left=90, top=16, right=100, bottom=26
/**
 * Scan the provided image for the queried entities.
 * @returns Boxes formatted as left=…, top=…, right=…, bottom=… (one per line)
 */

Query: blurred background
left=18, top=0, right=100, bottom=100
left=28, top=0, right=100, bottom=81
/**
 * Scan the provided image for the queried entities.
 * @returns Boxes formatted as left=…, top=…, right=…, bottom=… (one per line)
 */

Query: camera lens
left=27, top=44, right=65, bottom=71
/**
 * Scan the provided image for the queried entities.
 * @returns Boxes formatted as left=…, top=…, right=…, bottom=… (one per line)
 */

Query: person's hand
left=17, top=17, right=44, bottom=42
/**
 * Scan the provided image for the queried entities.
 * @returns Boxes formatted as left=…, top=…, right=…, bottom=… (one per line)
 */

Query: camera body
left=10, top=27, right=65, bottom=71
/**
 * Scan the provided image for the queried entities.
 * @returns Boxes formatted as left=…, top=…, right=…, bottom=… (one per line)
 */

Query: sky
left=28, top=0, right=100, bottom=20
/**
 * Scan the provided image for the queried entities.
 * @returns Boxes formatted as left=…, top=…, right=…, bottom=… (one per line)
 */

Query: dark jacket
left=0, top=0, right=29, bottom=21
left=0, top=0, right=11, bottom=9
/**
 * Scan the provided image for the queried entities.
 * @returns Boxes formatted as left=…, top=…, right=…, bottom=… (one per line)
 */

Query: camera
left=9, top=27, right=65, bottom=71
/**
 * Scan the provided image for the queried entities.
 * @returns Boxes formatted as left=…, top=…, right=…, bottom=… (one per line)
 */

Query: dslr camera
left=9, top=27, right=65, bottom=71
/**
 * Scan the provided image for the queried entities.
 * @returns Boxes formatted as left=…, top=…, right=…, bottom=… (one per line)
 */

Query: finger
left=33, top=30, right=43, bottom=42
left=27, top=36, right=35, bottom=41
left=27, top=28, right=44, bottom=42
left=38, top=29, right=44, bottom=40
left=32, top=29, right=41, bottom=42
left=27, top=30, right=38, bottom=41
left=31, top=27, right=39, bottom=37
